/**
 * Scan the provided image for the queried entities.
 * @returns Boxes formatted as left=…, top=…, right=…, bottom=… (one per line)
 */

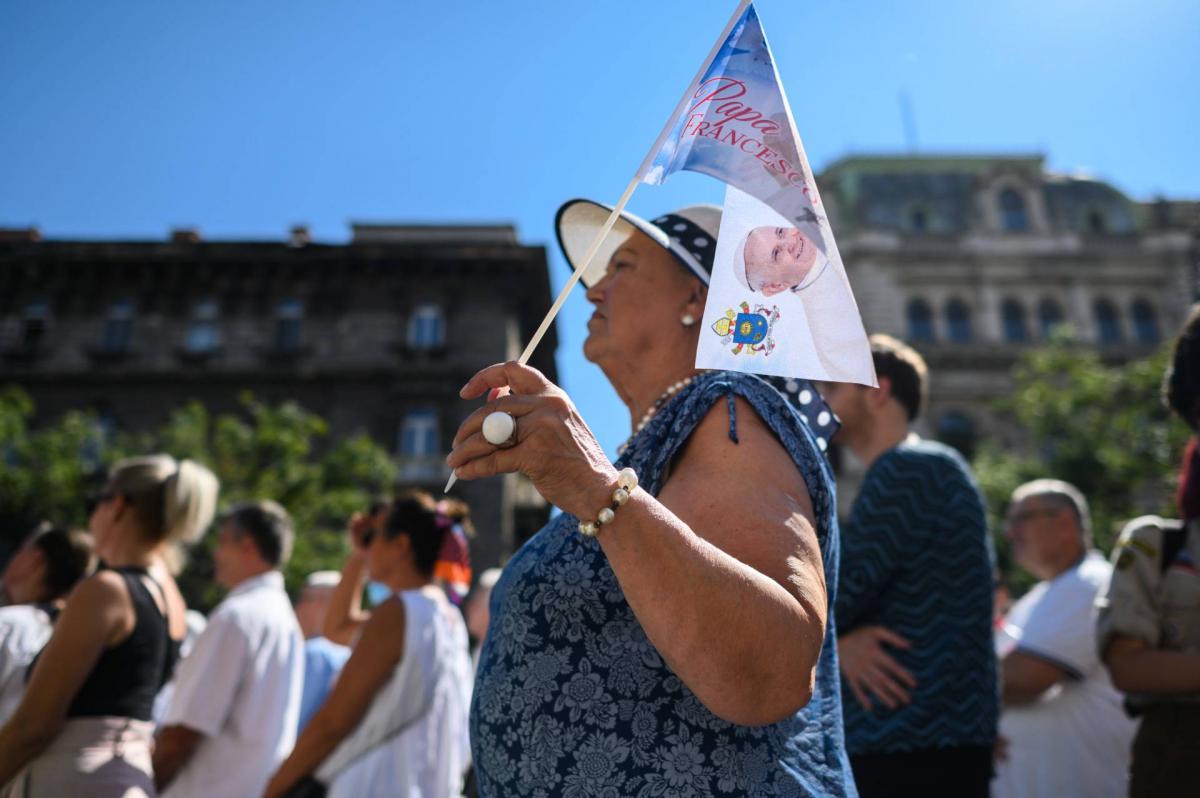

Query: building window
left=906, top=299, right=935, bottom=343
left=1038, top=298, right=1066, bottom=339
left=184, top=299, right=220, bottom=355
left=407, top=304, right=445, bottom=350
left=1085, top=209, right=1107, bottom=234
left=19, top=300, right=50, bottom=353
left=399, top=409, right=440, bottom=457
left=1131, top=299, right=1160, bottom=345
left=910, top=208, right=928, bottom=232
left=945, top=299, right=973, bottom=343
left=274, top=299, right=304, bottom=352
left=1094, top=299, right=1122, bottom=344
left=999, top=189, right=1029, bottom=232
left=1001, top=299, right=1027, bottom=343
left=937, top=411, right=976, bottom=459
left=99, top=299, right=135, bottom=354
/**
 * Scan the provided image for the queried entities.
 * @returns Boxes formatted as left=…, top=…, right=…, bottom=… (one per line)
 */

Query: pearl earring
left=681, top=313, right=696, bottom=327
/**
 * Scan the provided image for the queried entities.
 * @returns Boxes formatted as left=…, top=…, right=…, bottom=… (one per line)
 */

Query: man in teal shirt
left=822, top=335, right=998, bottom=798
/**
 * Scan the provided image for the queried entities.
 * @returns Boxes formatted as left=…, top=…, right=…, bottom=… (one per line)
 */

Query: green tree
left=0, top=389, right=397, bottom=610
left=0, top=386, right=108, bottom=541
left=973, top=340, right=1190, bottom=592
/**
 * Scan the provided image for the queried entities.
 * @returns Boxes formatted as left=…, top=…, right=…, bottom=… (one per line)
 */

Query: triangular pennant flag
left=640, top=2, right=876, bottom=386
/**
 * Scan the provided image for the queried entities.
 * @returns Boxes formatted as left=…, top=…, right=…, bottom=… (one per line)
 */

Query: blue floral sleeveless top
left=470, top=371, right=857, bottom=797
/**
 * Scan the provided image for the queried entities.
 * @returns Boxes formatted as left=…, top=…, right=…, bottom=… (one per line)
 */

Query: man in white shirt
left=993, top=479, right=1138, bottom=798
left=154, top=500, right=305, bottom=798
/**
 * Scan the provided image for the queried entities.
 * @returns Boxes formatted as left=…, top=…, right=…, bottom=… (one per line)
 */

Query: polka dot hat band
left=554, top=199, right=722, bottom=288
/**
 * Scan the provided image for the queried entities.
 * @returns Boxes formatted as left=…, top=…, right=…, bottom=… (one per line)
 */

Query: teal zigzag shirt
left=836, top=439, right=998, bottom=755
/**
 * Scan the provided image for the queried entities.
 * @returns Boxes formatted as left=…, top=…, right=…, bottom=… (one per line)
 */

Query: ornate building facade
left=818, top=154, right=1200, bottom=456
left=0, top=223, right=559, bottom=571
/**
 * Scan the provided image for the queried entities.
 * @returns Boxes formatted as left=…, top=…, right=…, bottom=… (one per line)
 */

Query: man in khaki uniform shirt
left=1096, top=302, right=1200, bottom=798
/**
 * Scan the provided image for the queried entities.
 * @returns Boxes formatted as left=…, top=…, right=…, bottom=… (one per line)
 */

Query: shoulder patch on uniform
left=1119, top=538, right=1159, bottom=559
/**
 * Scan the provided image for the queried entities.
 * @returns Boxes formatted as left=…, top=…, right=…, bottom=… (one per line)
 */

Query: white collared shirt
left=162, top=570, right=304, bottom=798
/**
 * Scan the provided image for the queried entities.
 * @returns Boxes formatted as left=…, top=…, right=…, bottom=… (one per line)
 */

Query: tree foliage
left=0, top=389, right=396, bottom=610
left=973, top=340, right=1190, bottom=591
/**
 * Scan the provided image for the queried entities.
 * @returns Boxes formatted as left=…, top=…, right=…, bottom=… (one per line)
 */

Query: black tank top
left=61, top=566, right=182, bottom=720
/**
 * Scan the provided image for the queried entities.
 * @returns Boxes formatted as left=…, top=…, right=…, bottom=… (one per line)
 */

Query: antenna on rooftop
left=899, top=92, right=918, bottom=153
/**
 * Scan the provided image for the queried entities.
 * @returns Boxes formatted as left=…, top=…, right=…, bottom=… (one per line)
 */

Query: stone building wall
left=0, top=224, right=559, bottom=572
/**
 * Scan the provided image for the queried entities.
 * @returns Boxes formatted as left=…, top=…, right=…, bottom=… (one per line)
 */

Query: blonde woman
left=0, top=455, right=218, bottom=797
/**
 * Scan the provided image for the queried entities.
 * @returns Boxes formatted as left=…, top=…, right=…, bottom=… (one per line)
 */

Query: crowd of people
left=0, top=198, right=1196, bottom=797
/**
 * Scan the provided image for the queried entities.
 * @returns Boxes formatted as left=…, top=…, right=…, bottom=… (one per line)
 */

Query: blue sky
left=2, top=0, right=1198, bottom=455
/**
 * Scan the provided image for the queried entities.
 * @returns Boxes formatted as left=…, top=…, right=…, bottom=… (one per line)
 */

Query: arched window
left=1038, top=299, right=1065, bottom=339
left=937, top=411, right=976, bottom=459
left=999, top=189, right=1029, bottom=232
left=275, top=298, right=304, bottom=352
left=1001, top=299, right=1027, bottom=343
left=906, top=299, right=935, bottom=343
left=399, top=408, right=440, bottom=457
left=100, top=299, right=135, bottom=354
left=1132, top=300, right=1160, bottom=345
left=945, top=299, right=973, bottom=343
left=407, top=303, right=445, bottom=350
left=1094, top=299, right=1122, bottom=344
left=184, top=299, right=220, bottom=354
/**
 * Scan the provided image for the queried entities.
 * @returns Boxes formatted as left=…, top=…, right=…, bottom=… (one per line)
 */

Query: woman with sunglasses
left=264, top=491, right=472, bottom=798
left=0, top=455, right=218, bottom=797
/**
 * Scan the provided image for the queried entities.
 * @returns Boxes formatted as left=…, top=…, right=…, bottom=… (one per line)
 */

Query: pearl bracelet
left=578, top=468, right=639, bottom=538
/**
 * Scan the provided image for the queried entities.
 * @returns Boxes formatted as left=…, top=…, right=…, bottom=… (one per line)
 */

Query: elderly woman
left=448, top=201, right=856, bottom=796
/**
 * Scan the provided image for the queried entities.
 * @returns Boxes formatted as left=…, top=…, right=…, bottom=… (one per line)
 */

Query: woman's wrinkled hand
left=447, top=361, right=617, bottom=518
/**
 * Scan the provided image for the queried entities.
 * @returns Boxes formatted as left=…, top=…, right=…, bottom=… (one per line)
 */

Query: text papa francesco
left=683, top=76, right=816, bottom=200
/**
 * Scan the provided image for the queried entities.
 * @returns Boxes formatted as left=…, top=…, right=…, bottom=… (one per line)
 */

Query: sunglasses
left=85, top=491, right=117, bottom=516
left=1004, top=507, right=1061, bottom=528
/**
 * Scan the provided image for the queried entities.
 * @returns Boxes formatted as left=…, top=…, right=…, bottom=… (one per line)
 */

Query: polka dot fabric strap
left=765, top=376, right=839, bottom=454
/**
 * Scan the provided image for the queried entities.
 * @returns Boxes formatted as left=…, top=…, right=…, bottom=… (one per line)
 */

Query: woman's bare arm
left=451, top=364, right=828, bottom=726
left=323, top=515, right=374, bottom=646
left=598, top=397, right=826, bottom=725
left=0, top=572, right=132, bottom=784
left=266, top=597, right=406, bottom=797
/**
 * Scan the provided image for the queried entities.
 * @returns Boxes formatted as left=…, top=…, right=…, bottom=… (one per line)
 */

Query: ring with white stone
left=482, top=411, right=517, bottom=448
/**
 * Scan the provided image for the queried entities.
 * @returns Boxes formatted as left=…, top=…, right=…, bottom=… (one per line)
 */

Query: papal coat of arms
left=710, top=301, right=780, bottom=355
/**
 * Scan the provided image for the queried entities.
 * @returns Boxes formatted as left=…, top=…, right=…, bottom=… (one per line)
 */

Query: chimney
left=170, top=227, right=201, bottom=244
left=289, top=225, right=311, bottom=247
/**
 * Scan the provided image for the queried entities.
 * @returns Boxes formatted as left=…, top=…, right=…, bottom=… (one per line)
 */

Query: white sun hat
left=554, top=199, right=722, bottom=287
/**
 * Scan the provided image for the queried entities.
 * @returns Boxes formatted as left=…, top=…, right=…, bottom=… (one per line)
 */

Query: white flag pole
left=445, top=0, right=753, bottom=493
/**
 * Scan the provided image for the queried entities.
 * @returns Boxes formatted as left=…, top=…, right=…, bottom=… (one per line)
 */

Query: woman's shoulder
left=686, top=372, right=820, bottom=449
left=55, top=569, right=135, bottom=632
left=74, top=568, right=132, bottom=602
left=690, top=369, right=773, bottom=396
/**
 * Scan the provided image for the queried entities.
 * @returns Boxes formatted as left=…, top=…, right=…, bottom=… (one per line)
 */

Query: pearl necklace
left=617, top=375, right=697, bottom=456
